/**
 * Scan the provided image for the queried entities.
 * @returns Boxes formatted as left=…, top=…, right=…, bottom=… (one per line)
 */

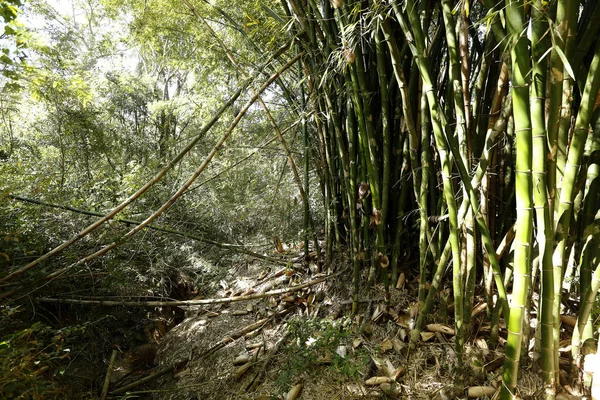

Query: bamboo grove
left=1, top=0, right=599, bottom=398
left=282, top=0, right=600, bottom=398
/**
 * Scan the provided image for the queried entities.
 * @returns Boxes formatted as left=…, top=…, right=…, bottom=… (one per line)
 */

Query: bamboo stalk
left=394, top=4, right=463, bottom=361
left=501, top=0, right=534, bottom=397
left=37, top=269, right=345, bottom=308
left=7, top=195, right=286, bottom=264
left=185, top=2, right=321, bottom=258
left=530, top=1, right=555, bottom=395
left=0, top=51, right=277, bottom=283
left=441, top=0, right=470, bottom=361
left=300, top=56, right=310, bottom=262
left=100, top=350, right=118, bottom=400
left=395, top=0, right=511, bottom=324
left=552, top=39, right=600, bottom=386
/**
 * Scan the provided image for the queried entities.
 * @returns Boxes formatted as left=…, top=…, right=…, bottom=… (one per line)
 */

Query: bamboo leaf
left=536, top=47, right=553, bottom=65
left=260, top=2, right=284, bottom=23
left=553, top=45, right=576, bottom=82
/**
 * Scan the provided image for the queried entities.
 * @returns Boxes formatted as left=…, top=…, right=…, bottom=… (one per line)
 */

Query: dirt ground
left=101, top=259, right=552, bottom=400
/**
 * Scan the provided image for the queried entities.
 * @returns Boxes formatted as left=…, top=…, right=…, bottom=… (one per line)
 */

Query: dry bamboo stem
left=100, top=349, right=118, bottom=400
left=0, top=70, right=258, bottom=284
left=34, top=53, right=302, bottom=284
left=37, top=269, right=345, bottom=308
left=111, top=309, right=290, bottom=395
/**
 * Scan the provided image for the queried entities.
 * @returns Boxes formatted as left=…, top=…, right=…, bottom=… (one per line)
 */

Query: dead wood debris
left=109, top=306, right=294, bottom=396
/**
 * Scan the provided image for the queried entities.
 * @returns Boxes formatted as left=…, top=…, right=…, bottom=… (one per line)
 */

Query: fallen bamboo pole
left=100, top=349, right=118, bottom=400
left=37, top=269, right=345, bottom=308
left=110, top=307, right=292, bottom=395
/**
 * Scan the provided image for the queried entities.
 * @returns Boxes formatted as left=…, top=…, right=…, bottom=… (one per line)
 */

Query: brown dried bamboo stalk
left=1, top=86, right=249, bottom=284
left=111, top=309, right=291, bottom=395
left=8, top=194, right=285, bottom=265
left=182, top=0, right=320, bottom=257
left=100, top=350, right=118, bottom=400
left=37, top=269, right=345, bottom=308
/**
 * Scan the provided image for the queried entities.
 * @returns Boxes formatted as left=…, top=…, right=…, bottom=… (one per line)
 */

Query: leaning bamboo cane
left=37, top=268, right=345, bottom=308
left=100, top=350, right=118, bottom=400
left=184, top=0, right=321, bottom=258
left=39, top=54, right=302, bottom=280
left=441, top=0, right=472, bottom=362
left=7, top=194, right=286, bottom=264
left=396, top=2, right=516, bottom=357
left=572, top=235, right=600, bottom=360
left=0, top=71, right=257, bottom=284
left=394, top=4, right=462, bottom=363
left=552, top=39, right=600, bottom=386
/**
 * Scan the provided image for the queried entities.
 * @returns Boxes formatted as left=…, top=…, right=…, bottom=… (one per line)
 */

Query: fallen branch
left=37, top=269, right=345, bottom=308
left=100, top=349, right=118, bottom=400
left=246, top=326, right=291, bottom=391
left=0, top=45, right=293, bottom=285
left=110, top=364, right=177, bottom=395
left=111, top=307, right=291, bottom=395
left=0, top=75, right=252, bottom=284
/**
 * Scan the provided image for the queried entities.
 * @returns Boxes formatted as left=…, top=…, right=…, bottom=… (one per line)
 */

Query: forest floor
left=94, top=253, right=550, bottom=400
left=3, top=249, right=572, bottom=399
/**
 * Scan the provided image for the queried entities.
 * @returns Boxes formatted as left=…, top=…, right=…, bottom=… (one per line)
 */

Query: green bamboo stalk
left=339, top=4, right=387, bottom=287
left=43, top=54, right=304, bottom=279
left=393, top=6, right=462, bottom=357
left=323, top=88, right=357, bottom=281
left=573, top=2, right=600, bottom=73
left=572, top=237, right=600, bottom=359
left=577, top=115, right=600, bottom=344
left=188, top=1, right=323, bottom=260
left=395, top=0, right=511, bottom=325
left=300, top=56, right=310, bottom=262
left=419, top=91, right=432, bottom=305
left=0, top=47, right=277, bottom=283
left=481, top=0, right=509, bottom=48
left=472, top=38, right=494, bottom=294
left=312, top=96, right=333, bottom=269
left=376, top=30, right=392, bottom=243
left=441, top=0, right=471, bottom=355
left=327, top=124, right=343, bottom=248
left=554, top=1, right=580, bottom=205
left=481, top=62, right=509, bottom=314
left=500, top=1, right=534, bottom=397
left=530, top=1, right=555, bottom=394
left=347, top=100, right=362, bottom=313
left=409, top=95, right=512, bottom=342
left=553, top=38, right=600, bottom=367
left=459, top=6, right=471, bottom=139
left=380, top=19, right=426, bottom=296
left=547, top=0, right=578, bottom=216
left=572, top=144, right=600, bottom=359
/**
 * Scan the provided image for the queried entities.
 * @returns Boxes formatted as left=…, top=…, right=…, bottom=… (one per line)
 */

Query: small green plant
left=0, top=309, right=73, bottom=399
left=276, top=317, right=365, bottom=390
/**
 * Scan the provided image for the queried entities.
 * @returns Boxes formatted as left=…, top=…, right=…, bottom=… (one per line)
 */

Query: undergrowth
left=276, top=317, right=369, bottom=391
left=0, top=306, right=75, bottom=399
